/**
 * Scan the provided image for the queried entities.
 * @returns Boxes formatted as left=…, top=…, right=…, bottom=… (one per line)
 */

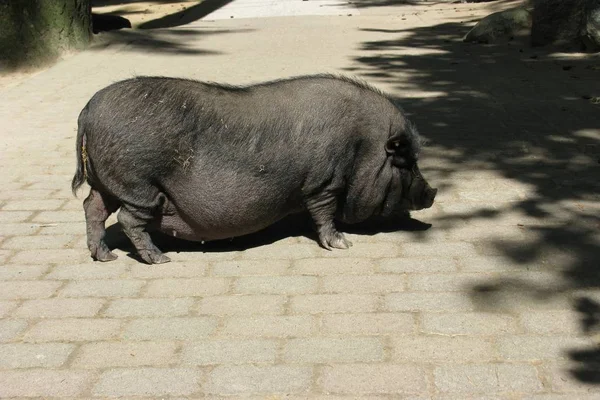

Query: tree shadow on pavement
left=90, top=0, right=237, bottom=53
left=346, top=20, right=600, bottom=385
left=137, top=0, right=235, bottom=29
left=89, top=26, right=251, bottom=55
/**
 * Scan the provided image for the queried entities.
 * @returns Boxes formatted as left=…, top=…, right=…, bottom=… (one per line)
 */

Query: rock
left=463, top=6, right=533, bottom=44
left=531, top=0, right=586, bottom=47
left=531, top=0, right=600, bottom=51
left=583, top=2, right=600, bottom=50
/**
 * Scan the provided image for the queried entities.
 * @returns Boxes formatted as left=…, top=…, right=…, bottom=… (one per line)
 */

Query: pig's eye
left=392, top=156, right=414, bottom=169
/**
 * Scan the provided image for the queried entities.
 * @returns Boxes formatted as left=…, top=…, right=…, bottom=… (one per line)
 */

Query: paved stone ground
left=1, top=0, right=600, bottom=398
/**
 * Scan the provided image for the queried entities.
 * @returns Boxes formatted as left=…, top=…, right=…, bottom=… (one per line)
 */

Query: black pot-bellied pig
left=72, top=74, right=437, bottom=264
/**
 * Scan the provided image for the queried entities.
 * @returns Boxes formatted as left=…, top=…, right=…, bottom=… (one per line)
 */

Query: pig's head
left=339, top=115, right=437, bottom=224
left=379, top=122, right=437, bottom=216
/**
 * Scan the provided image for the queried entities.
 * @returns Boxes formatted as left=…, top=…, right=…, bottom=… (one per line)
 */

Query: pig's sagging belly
left=154, top=172, right=302, bottom=242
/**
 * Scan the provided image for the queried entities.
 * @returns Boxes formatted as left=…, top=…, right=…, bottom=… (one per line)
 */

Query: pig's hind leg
left=117, top=194, right=171, bottom=264
left=306, top=193, right=353, bottom=250
left=83, top=188, right=119, bottom=261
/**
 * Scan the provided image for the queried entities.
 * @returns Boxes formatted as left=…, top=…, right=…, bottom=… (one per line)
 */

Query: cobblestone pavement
left=1, top=1, right=599, bottom=398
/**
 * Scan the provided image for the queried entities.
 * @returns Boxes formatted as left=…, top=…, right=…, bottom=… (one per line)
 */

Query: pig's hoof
left=321, top=232, right=352, bottom=250
left=139, top=250, right=171, bottom=264
left=96, top=251, right=118, bottom=262
left=91, top=244, right=118, bottom=262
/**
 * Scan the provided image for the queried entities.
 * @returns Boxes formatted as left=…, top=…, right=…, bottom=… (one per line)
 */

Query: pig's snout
left=422, top=186, right=437, bottom=209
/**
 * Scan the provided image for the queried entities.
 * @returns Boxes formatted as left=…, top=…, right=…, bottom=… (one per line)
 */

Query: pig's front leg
left=305, top=193, right=353, bottom=250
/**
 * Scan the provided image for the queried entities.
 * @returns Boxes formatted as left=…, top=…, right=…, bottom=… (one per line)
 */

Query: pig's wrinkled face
left=382, top=122, right=437, bottom=214
left=400, top=165, right=437, bottom=211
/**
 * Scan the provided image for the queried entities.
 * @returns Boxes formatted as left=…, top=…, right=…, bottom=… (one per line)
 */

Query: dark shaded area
left=93, top=0, right=235, bottom=30
left=104, top=212, right=430, bottom=260
left=92, top=13, right=132, bottom=33
left=569, top=296, right=600, bottom=383
left=349, top=0, right=419, bottom=6
left=345, top=18, right=600, bottom=384
left=348, top=0, right=503, bottom=7
left=89, top=26, right=251, bottom=55
left=138, top=0, right=234, bottom=29
left=89, top=0, right=237, bottom=53
left=92, top=0, right=193, bottom=5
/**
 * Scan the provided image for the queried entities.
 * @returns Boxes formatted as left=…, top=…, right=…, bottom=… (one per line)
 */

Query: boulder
left=531, top=0, right=600, bottom=51
left=463, top=6, right=533, bottom=44
left=583, top=2, right=600, bottom=50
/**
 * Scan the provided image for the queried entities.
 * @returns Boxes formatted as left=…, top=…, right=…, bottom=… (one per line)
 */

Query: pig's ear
left=385, top=134, right=413, bottom=168
left=385, top=134, right=410, bottom=155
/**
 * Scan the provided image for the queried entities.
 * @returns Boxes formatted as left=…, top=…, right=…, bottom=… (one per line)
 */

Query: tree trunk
left=0, top=0, right=92, bottom=72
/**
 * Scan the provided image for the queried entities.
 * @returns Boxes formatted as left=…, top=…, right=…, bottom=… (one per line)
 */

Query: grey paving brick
left=222, top=315, right=316, bottom=337
left=392, top=336, right=496, bottom=362
left=497, top=336, right=593, bottom=361
left=461, top=256, right=528, bottom=272
left=33, top=210, right=83, bottom=222
left=0, top=343, right=74, bottom=368
left=233, top=276, right=318, bottom=294
left=47, top=263, right=129, bottom=279
left=10, top=248, right=87, bottom=264
left=0, top=280, right=61, bottom=299
left=199, top=295, right=285, bottom=315
left=105, top=298, right=194, bottom=317
left=434, top=363, right=543, bottom=393
left=59, top=279, right=145, bottom=297
left=386, top=292, right=475, bottom=312
left=407, top=273, right=495, bottom=291
left=145, top=278, right=229, bottom=297
left=0, top=370, right=93, bottom=397
left=0, top=189, right=55, bottom=200
left=206, top=365, right=312, bottom=394
left=37, top=222, right=86, bottom=235
left=24, top=318, right=122, bottom=342
left=182, top=339, right=278, bottom=365
left=320, top=364, right=429, bottom=394
left=520, top=310, right=581, bottom=335
left=0, top=249, right=12, bottom=263
left=317, top=242, right=400, bottom=258
left=523, top=395, right=600, bottom=400
left=212, top=259, right=290, bottom=276
left=291, top=294, right=378, bottom=314
left=422, top=312, right=518, bottom=335
left=128, top=262, right=207, bottom=278
left=322, top=313, right=415, bottom=335
left=0, top=223, right=39, bottom=236
left=543, top=362, right=600, bottom=393
left=123, top=317, right=217, bottom=340
left=321, top=274, right=406, bottom=293
left=0, top=211, right=34, bottom=222
left=73, top=341, right=178, bottom=368
left=0, top=319, right=28, bottom=342
left=0, top=264, right=49, bottom=280
left=14, top=298, right=105, bottom=318
left=379, top=257, right=458, bottom=273
left=401, top=242, right=477, bottom=257
left=240, top=243, right=318, bottom=259
left=93, top=368, right=200, bottom=397
left=292, top=257, right=376, bottom=275
left=284, top=337, right=385, bottom=363
left=1, top=234, right=74, bottom=249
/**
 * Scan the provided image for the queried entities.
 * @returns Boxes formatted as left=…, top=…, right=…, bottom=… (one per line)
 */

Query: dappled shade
left=346, top=19, right=600, bottom=383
